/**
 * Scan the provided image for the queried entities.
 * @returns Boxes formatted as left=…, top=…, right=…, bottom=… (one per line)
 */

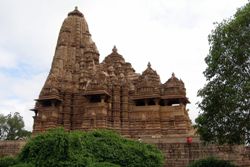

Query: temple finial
left=172, top=72, right=175, bottom=78
left=147, top=62, right=151, bottom=68
left=68, top=6, right=83, bottom=17
left=112, top=45, right=117, bottom=53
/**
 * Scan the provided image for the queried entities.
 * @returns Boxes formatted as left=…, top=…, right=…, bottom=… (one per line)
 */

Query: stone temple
left=32, top=7, right=194, bottom=139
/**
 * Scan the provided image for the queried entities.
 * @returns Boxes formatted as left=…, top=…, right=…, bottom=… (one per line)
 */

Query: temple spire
left=147, top=62, right=151, bottom=68
left=172, top=72, right=175, bottom=78
left=112, top=45, right=118, bottom=53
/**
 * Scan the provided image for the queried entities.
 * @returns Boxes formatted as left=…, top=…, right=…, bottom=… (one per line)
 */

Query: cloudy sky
left=0, top=0, right=248, bottom=131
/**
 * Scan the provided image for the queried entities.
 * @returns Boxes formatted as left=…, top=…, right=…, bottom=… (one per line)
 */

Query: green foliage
left=196, top=2, right=250, bottom=144
left=0, top=112, right=31, bottom=140
left=0, top=156, right=19, bottom=167
left=10, top=163, right=34, bottom=167
left=188, top=157, right=236, bottom=167
left=88, top=162, right=120, bottom=167
left=18, top=128, right=164, bottom=167
left=18, top=128, right=92, bottom=167
left=81, top=130, right=164, bottom=167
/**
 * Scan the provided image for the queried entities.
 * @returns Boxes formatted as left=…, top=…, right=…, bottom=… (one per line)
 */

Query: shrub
left=10, top=163, right=34, bottom=167
left=88, top=162, right=120, bottom=167
left=82, top=130, right=164, bottom=167
left=188, top=157, right=236, bottom=167
left=18, top=128, right=164, bottom=167
left=18, top=128, right=93, bottom=167
left=0, top=156, right=19, bottom=167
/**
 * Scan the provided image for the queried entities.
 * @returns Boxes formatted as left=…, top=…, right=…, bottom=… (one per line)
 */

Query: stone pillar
left=98, top=94, right=108, bottom=128
left=107, top=96, right=112, bottom=128
left=164, top=99, right=167, bottom=106
left=154, top=98, right=160, bottom=105
left=58, top=103, right=63, bottom=125
left=101, top=95, right=105, bottom=103
left=51, top=101, right=55, bottom=107
left=112, top=84, right=121, bottom=130
left=63, top=92, right=72, bottom=131
left=71, top=93, right=83, bottom=130
left=121, top=85, right=129, bottom=136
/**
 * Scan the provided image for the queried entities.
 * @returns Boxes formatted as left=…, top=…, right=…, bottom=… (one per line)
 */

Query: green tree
left=196, top=2, right=250, bottom=144
left=0, top=112, right=31, bottom=140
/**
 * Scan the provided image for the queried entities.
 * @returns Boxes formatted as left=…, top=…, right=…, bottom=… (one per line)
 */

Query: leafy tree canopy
left=0, top=112, right=31, bottom=140
left=10, top=128, right=164, bottom=167
left=196, top=2, right=250, bottom=144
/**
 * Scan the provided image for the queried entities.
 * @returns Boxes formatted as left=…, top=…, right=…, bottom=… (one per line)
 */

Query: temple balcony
left=132, top=105, right=160, bottom=112
left=85, top=102, right=108, bottom=108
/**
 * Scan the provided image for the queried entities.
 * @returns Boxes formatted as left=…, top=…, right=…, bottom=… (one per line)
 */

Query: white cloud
left=0, top=72, right=47, bottom=130
left=0, top=48, right=17, bottom=69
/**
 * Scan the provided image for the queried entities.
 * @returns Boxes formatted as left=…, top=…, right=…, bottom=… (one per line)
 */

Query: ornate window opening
left=135, top=99, right=145, bottom=106
left=147, top=98, right=155, bottom=105
left=89, top=95, right=101, bottom=103
left=169, top=99, right=181, bottom=106
left=159, top=99, right=181, bottom=106
left=41, top=100, right=52, bottom=107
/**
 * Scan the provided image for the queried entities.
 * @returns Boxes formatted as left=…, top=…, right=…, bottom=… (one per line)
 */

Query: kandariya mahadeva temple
left=32, top=7, right=194, bottom=139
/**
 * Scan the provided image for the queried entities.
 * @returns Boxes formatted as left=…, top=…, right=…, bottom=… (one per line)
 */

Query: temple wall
left=156, top=142, right=250, bottom=167
left=0, top=140, right=26, bottom=157
left=1, top=140, right=249, bottom=167
left=129, top=106, right=161, bottom=137
left=128, top=105, right=191, bottom=137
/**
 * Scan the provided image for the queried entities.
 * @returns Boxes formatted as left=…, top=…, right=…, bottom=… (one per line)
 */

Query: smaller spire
left=172, top=72, right=175, bottom=78
left=68, top=6, right=83, bottom=17
left=112, top=45, right=117, bottom=53
left=147, top=62, right=151, bottom=68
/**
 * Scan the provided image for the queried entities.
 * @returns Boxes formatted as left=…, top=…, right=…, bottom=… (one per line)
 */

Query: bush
left=19, top=128, right=93, bottom=167
left=10, top=163, right=34, bottom=167
left=81, top=130, right=164, bottom=167
left=18, top=128, right=164, bottom=167
left=88, top=162, right=120, bottom=167
left=0, top=156, right=19, bottom=167
left=188, top=157, right=236, bottom=167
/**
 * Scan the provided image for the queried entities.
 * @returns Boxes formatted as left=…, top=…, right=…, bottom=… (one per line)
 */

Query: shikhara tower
left=32, top=7, right=194, bottom=138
